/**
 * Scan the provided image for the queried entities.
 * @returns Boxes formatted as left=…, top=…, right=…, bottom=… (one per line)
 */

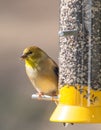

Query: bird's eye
left=28, top=51, right=32, bottom=55
left=25, top=51, right=33, bottom=56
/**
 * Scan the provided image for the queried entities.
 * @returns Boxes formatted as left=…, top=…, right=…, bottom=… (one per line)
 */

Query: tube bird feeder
left=50, top=0, right=101, bottom=123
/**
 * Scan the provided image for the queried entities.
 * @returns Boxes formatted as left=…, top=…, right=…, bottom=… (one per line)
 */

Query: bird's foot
left=51, top=96, right=56, bottom=101
left=36, top=92, right=44, bottom=100
left=51, top=96, right=58, bottom=104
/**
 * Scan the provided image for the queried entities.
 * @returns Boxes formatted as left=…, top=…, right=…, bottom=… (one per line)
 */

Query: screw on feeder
left=58, top=29, right=78, bottom=37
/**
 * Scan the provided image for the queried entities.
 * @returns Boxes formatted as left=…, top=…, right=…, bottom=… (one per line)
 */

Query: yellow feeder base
left=50, top=85, right=101, bottom=123
left=50, top=105, right=101, bottom=123
left=50, top=104, right=90, bottom=123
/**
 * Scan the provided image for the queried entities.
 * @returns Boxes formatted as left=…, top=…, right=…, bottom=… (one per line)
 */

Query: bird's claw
left=36, top=92, right=44, bottom=100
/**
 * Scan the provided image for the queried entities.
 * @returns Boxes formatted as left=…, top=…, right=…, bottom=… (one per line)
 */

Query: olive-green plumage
left=21, top=46, right=58, bottom=96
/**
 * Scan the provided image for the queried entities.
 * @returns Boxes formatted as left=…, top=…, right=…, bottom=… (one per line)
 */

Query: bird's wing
left=53, top=66, right=58, bottom=77
left=48, top=57, right=59, bottom=78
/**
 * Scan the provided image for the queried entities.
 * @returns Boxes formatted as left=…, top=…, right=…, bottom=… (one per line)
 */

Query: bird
left=21, top=45, right=74, bottom=126
left=21, top=46, right=58, bottom=97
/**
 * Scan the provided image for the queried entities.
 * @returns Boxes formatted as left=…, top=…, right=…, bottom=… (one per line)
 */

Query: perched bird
left=21, top=46, right=58, bottom=96
left=21, top=46, right=74, bottom=126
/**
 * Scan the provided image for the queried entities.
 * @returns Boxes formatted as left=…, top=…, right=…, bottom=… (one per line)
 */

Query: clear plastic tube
left=59, top=0, right=101, bottom=106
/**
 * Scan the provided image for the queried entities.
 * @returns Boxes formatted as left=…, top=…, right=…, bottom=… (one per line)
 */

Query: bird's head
left=21, top=46, right=47, bottom=67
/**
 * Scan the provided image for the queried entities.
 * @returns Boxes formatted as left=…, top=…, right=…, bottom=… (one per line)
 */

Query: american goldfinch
left=21, top=46, right=58, bottom=96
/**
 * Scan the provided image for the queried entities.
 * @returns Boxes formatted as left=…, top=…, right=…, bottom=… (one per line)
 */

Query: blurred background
left=0, top=0, right=101, bottom=130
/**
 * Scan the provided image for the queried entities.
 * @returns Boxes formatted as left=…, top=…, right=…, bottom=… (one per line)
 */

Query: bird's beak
left=21, top=54, right=27, bottom=59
